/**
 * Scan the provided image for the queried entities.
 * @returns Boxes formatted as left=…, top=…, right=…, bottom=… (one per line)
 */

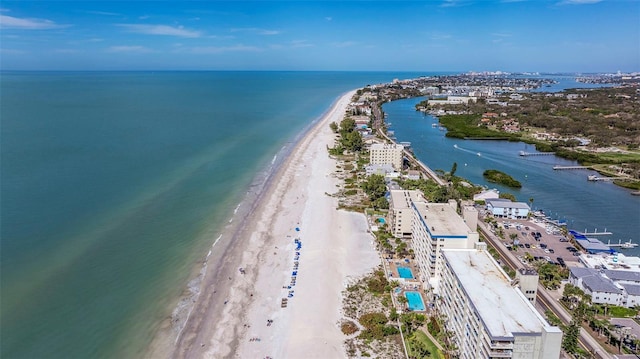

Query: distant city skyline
left=1, top=0, right=638, bottom=72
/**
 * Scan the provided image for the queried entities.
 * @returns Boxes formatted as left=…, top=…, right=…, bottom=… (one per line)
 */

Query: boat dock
left=587, top=175, right=630, bottom=182
left=607, top=240, right=638, bottom=249
left=553, top=166, right=589, bottom=170
left=519, top=151, right=555, bottom=156
left=582, top=229, right=613, bottom=236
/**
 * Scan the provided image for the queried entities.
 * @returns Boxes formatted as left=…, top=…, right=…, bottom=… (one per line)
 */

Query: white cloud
left=117, top=24, right=201, bottom=38
left=230, top=27, right=281, bottom=35
left=185, top=44, right=262, bottom=54
left=491, top=32, right=512, bottom=37
left=557, top=0, right=602, bottom=4
left=429, top=32, right=453, bottom=41
left=325, top=17, right=332, bottom=21
left=54, top=49, right=82, bottom=54
left=106, top=45, right=153, bottom=53
left=0, top=14, right=70, bottom=30
left=333, top=41, right=357, bottom=48
left=0, top=48, right=26, bottom=54
left=138, top=15, right=150, bottom=20
left=86, top=10, right=121, bottom=16
left=440, top=0, right=472, bottom=7
left=291, top=40, right=313, bottom=48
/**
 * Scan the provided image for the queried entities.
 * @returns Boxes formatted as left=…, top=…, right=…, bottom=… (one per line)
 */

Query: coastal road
left=372, top=102, right=446, bottom=186
left=477, top=219, right=614, bottom=359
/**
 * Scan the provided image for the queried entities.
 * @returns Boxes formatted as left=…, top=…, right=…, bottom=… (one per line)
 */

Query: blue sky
left=1, top=1, right=638, bottom=72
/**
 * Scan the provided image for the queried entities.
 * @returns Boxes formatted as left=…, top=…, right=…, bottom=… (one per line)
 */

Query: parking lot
left=493, top=218, right=581, bottom=267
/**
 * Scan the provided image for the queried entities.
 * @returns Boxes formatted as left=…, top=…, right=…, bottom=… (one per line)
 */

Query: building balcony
left=489, top=341, right=514, bottom=350
left=488, top=349, right=513, bottom=358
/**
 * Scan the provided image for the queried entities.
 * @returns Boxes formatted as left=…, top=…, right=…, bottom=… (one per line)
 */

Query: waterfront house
left=485, top=198, right=530, bottom=219
left=569, top=267, right=625, bottom=306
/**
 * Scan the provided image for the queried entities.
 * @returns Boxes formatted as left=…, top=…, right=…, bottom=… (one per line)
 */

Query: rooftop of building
left=442, top=249, right=552, bottom=339
left=605, top=269, right=640, bottom=283
left=413, top=202, right=474, bottom=236
left=389, top=190, right=423, bottom=210
left=620, top=283, right=640, bottom=296
left=575, top=237, right=612, bottom=253
left=485, top=198, right=530, bottom=210
left=370, top=143, right=405, bottom=150
left=582, top=274, right=621, bottom=294
left=580, top=253, right=640, bottom=272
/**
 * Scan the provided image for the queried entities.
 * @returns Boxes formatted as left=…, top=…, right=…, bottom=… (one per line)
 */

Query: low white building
left=369, top=143, right=404, bottom=170
left=485, top=198, right=530, bottom=219
left=437, top=249, right=563, bottom=359
left=569, top=267, right=624, bottom=306
left=365, top=163, right=395, bottom=176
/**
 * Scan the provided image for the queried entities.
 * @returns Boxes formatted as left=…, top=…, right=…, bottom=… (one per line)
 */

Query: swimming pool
left=405, top=291, right=425, bottom=311
left=397, top=266, right=414, bottom=279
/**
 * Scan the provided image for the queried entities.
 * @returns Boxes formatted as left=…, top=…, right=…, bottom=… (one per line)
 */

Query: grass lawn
left=608, top=306, right=638, bottom=318
left=407, top=330, right=445, bottom=359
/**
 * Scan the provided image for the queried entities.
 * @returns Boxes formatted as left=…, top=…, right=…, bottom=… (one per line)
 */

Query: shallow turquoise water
left=1, top=71, right=436, bottom=359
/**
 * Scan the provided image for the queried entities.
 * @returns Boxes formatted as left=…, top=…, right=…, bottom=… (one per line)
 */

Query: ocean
left=0, top=71, right=432, bottom=359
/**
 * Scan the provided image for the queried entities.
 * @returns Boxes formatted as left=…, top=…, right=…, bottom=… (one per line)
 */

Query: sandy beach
left=152, top=90, right=381, bottom=359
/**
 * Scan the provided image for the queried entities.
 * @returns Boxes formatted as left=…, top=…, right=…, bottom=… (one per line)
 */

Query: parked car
left=549, top=249, right=555, bottom=253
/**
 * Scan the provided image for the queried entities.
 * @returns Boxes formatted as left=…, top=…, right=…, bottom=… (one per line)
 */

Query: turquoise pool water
left=378, top=218, right=386, bottom=224
left=405, top=291, right=425, bottom=311
left=397, top=266, right=414, bottom=279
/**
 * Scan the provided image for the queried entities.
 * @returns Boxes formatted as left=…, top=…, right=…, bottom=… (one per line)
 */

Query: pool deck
left=387, top=259, right=420, bottom=282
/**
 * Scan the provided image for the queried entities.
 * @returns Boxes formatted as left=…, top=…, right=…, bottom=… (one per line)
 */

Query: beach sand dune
left=151, top=90, right=380, bottom=359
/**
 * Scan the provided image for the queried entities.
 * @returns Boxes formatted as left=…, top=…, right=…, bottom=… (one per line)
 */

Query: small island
left=483, top=169, right=522, bottom=188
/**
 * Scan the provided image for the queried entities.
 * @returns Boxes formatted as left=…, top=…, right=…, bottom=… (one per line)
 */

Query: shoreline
left=146, top=89, right=381, bottom=358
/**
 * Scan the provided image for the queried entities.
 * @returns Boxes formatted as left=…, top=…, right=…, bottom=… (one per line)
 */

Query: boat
left=607, top=239, right=638, bottom=249
left=453, top=144, right=458, bottom=149
left=432, top=123, right=438, bottom=128
left=477, top=152, right=481, bottom=157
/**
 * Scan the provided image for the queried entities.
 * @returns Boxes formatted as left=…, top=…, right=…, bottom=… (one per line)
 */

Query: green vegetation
left=498, top=192, right=517, bottom=202
left=533, top=262, right=568, bottom=290
left=483, top=169, right=522, bottom=188
left=437, top=114, right=520, bottom=139
left=361, top=174, right=389, bottom=210
left=328, top=116, right=364, bottom=155
left=358, top=312, right=399, bottom=340
left=406, top=330, right=444, bottom=359
left=397, top=172, right=482, bottom=203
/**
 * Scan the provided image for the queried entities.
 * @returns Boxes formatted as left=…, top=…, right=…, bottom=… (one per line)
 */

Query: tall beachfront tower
left=410, top=201, right=478, bottom=288
left=388, top=190, right=424, bottom=238
left=436, top=249, right=562, bottom=359
left=369, top=143, right=404, bottom=170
